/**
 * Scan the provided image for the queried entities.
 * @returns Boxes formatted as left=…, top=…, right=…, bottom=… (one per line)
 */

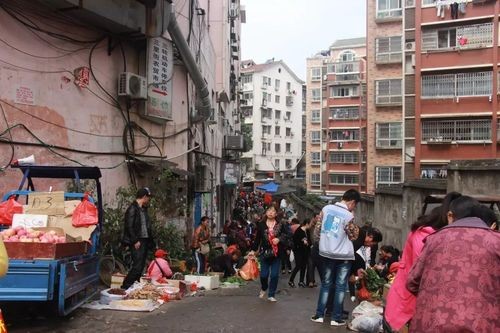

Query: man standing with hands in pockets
left=121, top=187, right=155, bottom=289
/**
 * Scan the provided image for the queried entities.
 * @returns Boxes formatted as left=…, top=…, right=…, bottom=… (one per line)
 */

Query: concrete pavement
left=5, top=275, right=354, bottom=332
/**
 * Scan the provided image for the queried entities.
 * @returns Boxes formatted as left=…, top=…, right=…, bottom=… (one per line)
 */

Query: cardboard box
left=184, top=275, right=220, bottom=290
left=111, top=273, right=126, bottom=289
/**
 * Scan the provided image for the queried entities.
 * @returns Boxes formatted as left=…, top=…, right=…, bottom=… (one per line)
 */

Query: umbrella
left=256, top=181, right=279, bottom=193
left=272, top=185, right=297, bottom=196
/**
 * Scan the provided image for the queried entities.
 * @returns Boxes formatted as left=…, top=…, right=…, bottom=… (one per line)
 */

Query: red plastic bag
left=239, top=257, right=259, bottom=281
left=0, top=196, right=23, bottom=226
left=71, top=193, right=98, bottom=227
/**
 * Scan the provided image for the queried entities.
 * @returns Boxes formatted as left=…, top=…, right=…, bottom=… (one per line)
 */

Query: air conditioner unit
left=405, top=42, right=415, bottom=52
left=195, top=165, right=211, bottom=192
left=323, top=74, right=327, bottom=81
left=405, top=0, right=415, bottom=7
left=224, top=135, right=245, bottom=150
left=118, top=72, right=147, bottom=99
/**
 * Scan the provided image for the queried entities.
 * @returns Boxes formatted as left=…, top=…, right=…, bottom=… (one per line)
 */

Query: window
left=285, top=112, right=291, bottom=121
left=275, top=79, right=280, bottom=90
left=421, top=119, right=491, bottom=142
left=261, top=108, right=272, bottom=118
left=422, top=23, right=494, bottom=51
left=311, top=88, right=321, bottom=102
left=242, top=92, right=253, bottom=104
left=261, top=142, right=271, bottom=155
left=262, top=125, right=271, bottom=135
left=242, top=74, right=252, bottom=84
left=286, top=82, right=291, bottom=90
left=268, top=93, right=272, bottom=102
left=376, top=0, right=402, bottom=19
left=286, top=127, right=292, bottom=136
left=285, top=159, right=292, bottom=169
left=329, top=152, right=359, bottom=164
left=329, top=174, right=359, bottom=185
left=275, top=126, right=280, bottom=136
left=311, top=131, right=321, bottom=143
left=311, top=152, right=321, bottom=165
left=422, top=0, right=436, bottom=5
left=275, top=95, right=280, bottom=103
left=275, top=159, right=280, bottom=169
left=329, top=129, right=360, bottom=141
left=377, top=123, right=403, bottom=148
left=275, top=143, right=281, bottom=153
left=286, top=143, right=291, bottom=152
left=311, top=68, right=322, bottom=81
left=375, top=79, right=402, bottom=105
left=262, top=76, right=271, bottom=86
left=330, top=107, right=359, bottom=120
left=275, top=110, right=281, bottom=119
left=310, top=173, right=320, bottom=186
left=422, top=71, right=492, bottom=98
left=376, top=166, right=402, bottom=185
left=311, top=110, right=321, bottom=123
left=339, top=51, right=355, bottom=62
left=327, top=63, right=335, bottom=73
left=376, top=36, right=402, bottom=63
left=330, top=86, right=358, bottom=97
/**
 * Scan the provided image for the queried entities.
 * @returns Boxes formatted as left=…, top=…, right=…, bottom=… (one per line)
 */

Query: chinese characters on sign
left=147, top=37, right=173, bottom=120
left=222, top=162, right=241, bottom=185
left=15, top=86, right=35, bottom=105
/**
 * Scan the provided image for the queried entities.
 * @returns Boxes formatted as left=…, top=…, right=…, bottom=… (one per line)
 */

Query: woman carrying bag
left=192, top=216, right=211, bottom=274
left=250, top=206, right=288, bottom=302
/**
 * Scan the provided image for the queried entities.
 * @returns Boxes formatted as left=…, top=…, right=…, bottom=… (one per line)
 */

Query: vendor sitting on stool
left=147, top=249, right=173, bottom=282
left=211, top=250, right=242, bottom=278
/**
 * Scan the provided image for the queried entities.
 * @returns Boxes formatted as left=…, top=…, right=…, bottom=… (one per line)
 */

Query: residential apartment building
left=0, top=0, right=244, bottom=231
left=366, top=0, right=499, bottom=192
left=409, top=0, right=499, bottom=179
left=305, top=38, right=367, bottom=196
left=367, top=0, right=405, bottom=193
left=240, top=60, right=304, bottom=179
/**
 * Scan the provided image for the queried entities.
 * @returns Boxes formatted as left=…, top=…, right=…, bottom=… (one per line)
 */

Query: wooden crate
left=5, top=241, right=87, bottom=259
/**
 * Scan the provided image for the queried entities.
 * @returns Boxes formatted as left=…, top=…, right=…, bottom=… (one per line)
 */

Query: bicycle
left=98, top=243, right=132, bottom=287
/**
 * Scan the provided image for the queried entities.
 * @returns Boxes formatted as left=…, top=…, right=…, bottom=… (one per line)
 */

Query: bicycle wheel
left=98, top=255, right=115, bottom=287
left=113, top=258, right=127, bottom=275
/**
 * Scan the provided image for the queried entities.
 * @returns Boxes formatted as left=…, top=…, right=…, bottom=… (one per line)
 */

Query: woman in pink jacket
left=147, top=249, right=173, bottom=282
left=384, top=192, right=461, bottom=331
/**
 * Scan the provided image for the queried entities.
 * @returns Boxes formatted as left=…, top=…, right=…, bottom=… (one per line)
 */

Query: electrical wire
left=0, top=103, right=15, bottom=170
left=0, top=4, right=104, bottom=44
left=0, top=36, right=89, bottom=59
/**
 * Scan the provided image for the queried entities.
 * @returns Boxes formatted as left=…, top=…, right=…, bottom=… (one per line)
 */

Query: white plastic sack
left=352, top=300, right=383, bottom=318
left=289, top=250, right=295, bottom=262
left=350, top=314, right=382, bottom=333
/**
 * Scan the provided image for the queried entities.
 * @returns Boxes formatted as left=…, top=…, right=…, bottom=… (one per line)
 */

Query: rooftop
left=330, top=37, right=366, bottom=49
left=240, top=59, right=304, bottom=84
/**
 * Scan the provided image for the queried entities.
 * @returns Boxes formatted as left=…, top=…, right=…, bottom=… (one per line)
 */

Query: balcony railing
left=330, top=107, right=360, bottom=120
left=376, top=8, right=402, bottom=20
left=422, top=23, right=494, bottom=51
left=422, top=71, right=492, bottom=98
left=422, top=119, right=491, bottom=142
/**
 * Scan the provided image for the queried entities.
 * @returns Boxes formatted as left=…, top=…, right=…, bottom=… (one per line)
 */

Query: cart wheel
left=98, top=256, right=115, bottom=287
left=114, top=258, right=127, bottom=275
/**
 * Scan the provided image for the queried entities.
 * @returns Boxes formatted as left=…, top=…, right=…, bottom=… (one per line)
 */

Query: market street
left=5, top=277, right=352, bottom=333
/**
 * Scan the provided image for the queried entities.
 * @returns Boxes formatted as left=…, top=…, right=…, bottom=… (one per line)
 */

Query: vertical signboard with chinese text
left=146, top=37, right=173, bottom=121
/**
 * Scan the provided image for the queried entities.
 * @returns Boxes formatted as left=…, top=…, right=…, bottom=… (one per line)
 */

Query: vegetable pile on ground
left=363, top=268, right=386, bottom=300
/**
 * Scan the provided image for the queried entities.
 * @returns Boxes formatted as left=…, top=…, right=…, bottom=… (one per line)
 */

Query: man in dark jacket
left=121, top=187, right=155, bottom=289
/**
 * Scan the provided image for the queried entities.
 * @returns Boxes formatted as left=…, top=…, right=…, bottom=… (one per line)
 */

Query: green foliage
left=302, top=193, right=325, bottom=208
left=364, top=268, right=386, bottom=299
left=101, top=172, right=189, bottom=261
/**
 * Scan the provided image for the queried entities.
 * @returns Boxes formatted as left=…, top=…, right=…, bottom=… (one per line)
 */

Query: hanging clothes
left=450, top=2, right=459, bottom=19
left=458, top=1, right=466, bottom=14
left=436, top=0, right=446, bottom=18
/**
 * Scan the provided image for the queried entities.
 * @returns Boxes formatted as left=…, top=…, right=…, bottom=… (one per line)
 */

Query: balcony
left=423, top=23, right=493, bottom=52
left=421, top=71, right=492, bottom=99
left=421, top=0, right=495, bottom=25
left=421, top=118, right=491, bottom=143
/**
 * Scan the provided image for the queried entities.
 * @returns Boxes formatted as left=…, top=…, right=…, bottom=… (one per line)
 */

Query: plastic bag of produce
left=349, top=314, right=382, bottom=333
left=0, top=196, right=23, bottom=226
left=72, top=193, right=98, bottom=227
left=238, top=257, right=259, bottom=281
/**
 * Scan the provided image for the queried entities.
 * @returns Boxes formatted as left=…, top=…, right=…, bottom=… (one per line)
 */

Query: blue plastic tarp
left=256, top=181, right=279, bottom=193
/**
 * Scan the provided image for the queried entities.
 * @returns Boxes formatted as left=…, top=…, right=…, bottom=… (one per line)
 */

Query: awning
left=256, top=181, right=279, bottom=193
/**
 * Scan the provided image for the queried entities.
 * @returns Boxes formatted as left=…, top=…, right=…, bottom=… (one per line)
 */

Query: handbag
left=199, top=243, right=210, bottom=255
left=261, top=247, right=276, bottom=260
